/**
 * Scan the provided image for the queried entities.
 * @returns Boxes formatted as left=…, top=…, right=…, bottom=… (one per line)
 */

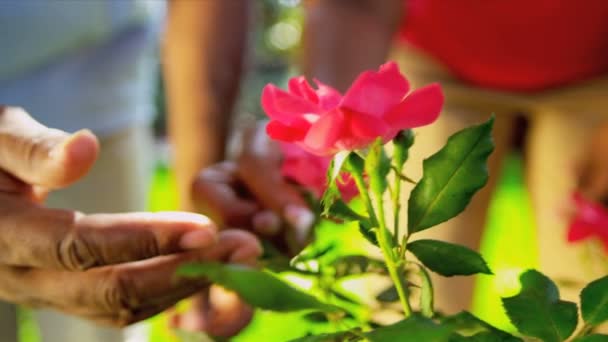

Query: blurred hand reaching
left=191, top=123, right=315, bottom=255
left=175, top=123, right=316, bottom=338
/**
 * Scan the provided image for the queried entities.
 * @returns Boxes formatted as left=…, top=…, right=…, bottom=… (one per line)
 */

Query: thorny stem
left=350, top=167, right=412, bottom=317
left=351, top=170, right=378, bottom=227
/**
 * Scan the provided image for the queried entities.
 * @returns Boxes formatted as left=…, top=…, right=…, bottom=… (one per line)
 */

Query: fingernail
left=155, top=211, right=215, bottom=227
left=180, top=229, right=217, bottom=250
left=229, top=239, right=263, bottom=265
left=252, top=210, right=281, bottom=235
left=284, top=204, right=315, bottom=244
left=52, top=129, right=99, bottom=161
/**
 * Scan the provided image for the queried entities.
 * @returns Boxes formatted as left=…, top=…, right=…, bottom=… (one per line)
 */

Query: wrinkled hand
left=578, top=123, right=608, bottom=203
left=191, top=124, right=315, bottom=255
left=0, top=106, right=262, bottom=327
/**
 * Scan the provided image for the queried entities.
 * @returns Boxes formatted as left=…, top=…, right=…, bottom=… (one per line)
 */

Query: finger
left=200, top=229, right=263, bottom=265
left=177, top=286, right=254, bottom=338
left=0, top=170, right=46, bottom=203
left=0, top=169, right=30, bottom=195
left=192, top=161, right=259, bottom=228
left=237, top=125, right=311, bottom=228
left=0, top=198, right=218, bottom=270
left=251, top=210, right=281, bottom=236
left=0, top=106, right=99, bottom=188
left=0, top=252, right=210, bottom=327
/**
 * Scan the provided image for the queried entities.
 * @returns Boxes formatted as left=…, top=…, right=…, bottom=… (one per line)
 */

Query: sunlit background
left=18, top=0, right=537, bottom=341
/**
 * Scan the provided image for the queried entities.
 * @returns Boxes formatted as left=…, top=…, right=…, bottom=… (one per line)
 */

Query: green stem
left=376, top=206, right=412, bottom=318
left=400, top=234, right=409, bottom=260
left=351, top=171, right=378, bottom=227
left=572, top=323, right=593, bottom=340
left=350, top=168, right=412, bottom=317
left=392, top=169, right=403, bottom=246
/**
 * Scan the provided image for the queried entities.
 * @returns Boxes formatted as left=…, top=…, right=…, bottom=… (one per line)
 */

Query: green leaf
left=417, top=263, right=435, bottom=318
left=302, top=310, right=356, bottom=324
left=393, top=129, right=415, bottom=171
left=441, top=311, right=522, bottom=342
left=502, top=270, right=578, bottom=342
left=408, top=117, right=495, bottom=234
left=303, top=189, right=323, bottom=217
left=261, top=256, right=318, bottom=276
left=321, top=151, right=351, bottom=215
left=581, top=275, right=608, bottom=326
left=302, top=311, right=330, bottom=323
left=574, top=334, right=608, bottom=342
left=289, top=330, right=361, bottom=342
left=291, top=243, right=336, bottom=264
left=448, top=332, right=519, bottom=342
left=376, top=285, right=399, bottom=303
left=408, top=239, right=492, bottom=277
left=331, top=255, right=386, bottom=277
left=358, top=220, right=379, bottom=246
left=330, top=288, right=362, bottom=305
left=365, top=138, right=391, bottom=196
left=364, top=315, right=452, bottom=341
left=173, top=329, right=214, bottom=342
left=326, top=200, right=367, bottom=222
left=345, top=152, right=365, bottom=176
left=177, top=263, right=335, bottom=312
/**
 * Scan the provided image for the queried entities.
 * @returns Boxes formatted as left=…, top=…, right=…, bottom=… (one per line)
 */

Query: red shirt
left=400, top=0, right=608, bottom=91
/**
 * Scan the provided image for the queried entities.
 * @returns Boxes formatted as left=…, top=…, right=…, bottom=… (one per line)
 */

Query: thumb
left=0, top=106, right=99, bottom=188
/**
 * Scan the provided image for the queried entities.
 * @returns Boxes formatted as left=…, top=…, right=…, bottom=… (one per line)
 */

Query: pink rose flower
left=279, top=142, right=358, bottom=202
left=262, top=61, right=443, bottom=156
left=568, top=192, right=608, bottom=252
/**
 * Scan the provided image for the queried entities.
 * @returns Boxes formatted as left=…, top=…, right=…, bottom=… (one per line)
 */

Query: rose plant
left=178, top=62, right=608, bottom=341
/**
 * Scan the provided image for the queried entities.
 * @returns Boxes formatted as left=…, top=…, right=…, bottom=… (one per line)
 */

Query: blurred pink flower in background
left=279, top=142, right=357, bottom=202
left=568, top=192, right=608, bottom=252
left=262, top=61, right=443, bottom=156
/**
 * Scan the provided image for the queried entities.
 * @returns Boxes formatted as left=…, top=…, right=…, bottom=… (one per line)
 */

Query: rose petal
left=567, top=219, right=595, bottom=242
left=288, top=77, right=319, bottom=104
left=282, top=158, right=325, bottom=197
left=266, top=121, right=309, bottom=142
left=313, top=79, right=342, bottom=110
left=567, top=192, right=608, bottom=255
left=261, top=84, right=321, bottom=124
left=279, top=142, right=357, bottom=200
left=384, top=83, right=444, bottom=129
left=347, top=110, right=391, bottom=140
left=340, top=62, right=410, bottom=117
left=337, top=175, right=358, bottom=202
left=302, top=110, right=346, bottom=155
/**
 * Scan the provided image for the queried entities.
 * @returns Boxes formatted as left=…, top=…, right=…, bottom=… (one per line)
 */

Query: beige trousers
left=393, top=45, right=608, bottom=313
left=1, top=125, right=154, bottom=342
